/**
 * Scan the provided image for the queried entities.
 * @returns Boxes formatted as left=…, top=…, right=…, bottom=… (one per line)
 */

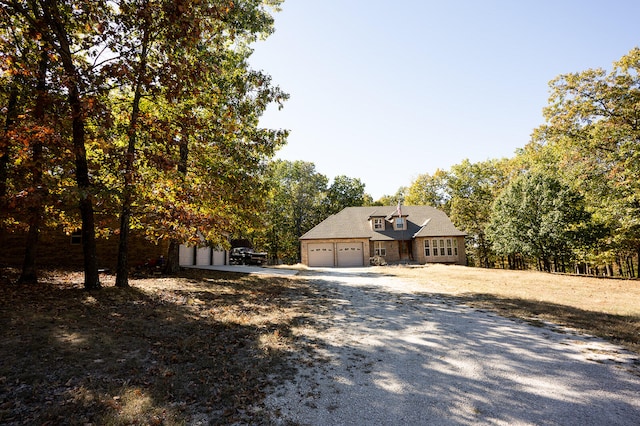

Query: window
left=447, top=239, right=452, bottom=256
left=424, top=240, right=430, bottom=256
left=439, top=239, right=445, bottom=256
left=373, top=218, right=384, bottom=230
left=374, top=242, right=386, bottom=256
left=395, top=217, right=405, bottom=230
left=432, top=240, right=438, bottom=256
left=71, top=230, right=82, bottom=245
left=453, top=239, right=458, bottom=256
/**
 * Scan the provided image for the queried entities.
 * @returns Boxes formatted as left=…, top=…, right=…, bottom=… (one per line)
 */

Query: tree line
left=2, top=2, right=637, bottom=283
left=265, top=48, right=639, bottom=278
left=239, top=160, right=370, bottom=264
left=400, top=48, right=640, bottom=278
left=1, top=0, right=288, bottom=288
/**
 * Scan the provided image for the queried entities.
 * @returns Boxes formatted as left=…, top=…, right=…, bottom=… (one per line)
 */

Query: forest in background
left=2, top=0, right=638, bottom=284
left=399, top=47, right=640, bottom=277
left=263, top=48, right=640, bottom=278
left=1, top=0, right=288, bottom=288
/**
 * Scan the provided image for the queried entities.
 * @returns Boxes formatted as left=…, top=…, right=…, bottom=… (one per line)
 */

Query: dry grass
left=1, top=264, right=638, bottom=424
left=0, top=268, right=318, bottom=425
left=379, top=264, right=640, bottom=353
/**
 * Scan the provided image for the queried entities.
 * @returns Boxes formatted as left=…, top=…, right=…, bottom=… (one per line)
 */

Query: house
left=0, top=227, right=229, bottom=270
left=299, top=205, right=466, bottom=267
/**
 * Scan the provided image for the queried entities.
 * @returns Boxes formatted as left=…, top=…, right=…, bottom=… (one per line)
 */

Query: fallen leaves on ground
left=0, top=268, right=318, bottom=425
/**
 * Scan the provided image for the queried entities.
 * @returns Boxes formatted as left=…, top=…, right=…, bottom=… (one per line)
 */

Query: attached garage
left=337, top=242, right=364, bottom=267
left=308, top=243, right=335, bottom=267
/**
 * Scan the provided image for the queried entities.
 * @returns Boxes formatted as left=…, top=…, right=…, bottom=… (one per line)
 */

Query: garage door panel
left=179, top=245, right=194, bottom=266
left=308, top=243, right=334, bottom=267
left=212, top=250, right=226, bottom=265
left=337, top=243, right=364, bottom=267
left=196, top=247, right=212, bottom=265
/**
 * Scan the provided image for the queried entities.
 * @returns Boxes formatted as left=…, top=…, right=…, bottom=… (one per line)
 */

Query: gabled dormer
left=369, top=216, right=386, bottom=231
left=385, top=211, right=407, bottom=231
left=392, top=216, right=406, bottom=231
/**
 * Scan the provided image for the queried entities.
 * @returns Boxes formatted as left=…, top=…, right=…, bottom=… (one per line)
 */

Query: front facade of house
left=300, top=205, right=466, bottom=267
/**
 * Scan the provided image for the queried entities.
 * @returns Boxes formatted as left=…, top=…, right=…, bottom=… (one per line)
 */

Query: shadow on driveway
left=266, top=269, right=640, bottom=425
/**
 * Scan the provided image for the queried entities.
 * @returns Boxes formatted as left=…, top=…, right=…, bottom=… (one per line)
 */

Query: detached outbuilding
left=300, top=205, right=466, bottom=267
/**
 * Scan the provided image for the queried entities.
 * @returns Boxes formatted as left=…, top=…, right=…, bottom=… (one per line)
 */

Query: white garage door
left=308, top=243, right=334, bottom=267
left=337, top=242, right=364, bottom=267
left=179, top=244, right=195, bottom=266
left=212, top=250, right=226, bottom=266
left=196, top=247, right=212, bottom=265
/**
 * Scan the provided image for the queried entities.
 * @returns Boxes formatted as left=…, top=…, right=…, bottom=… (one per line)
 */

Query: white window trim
left=373, top=218, right=385, bottom=230
left=428, top=238, right=459, bottom=257
left=374, top=241, right=386, bottom=256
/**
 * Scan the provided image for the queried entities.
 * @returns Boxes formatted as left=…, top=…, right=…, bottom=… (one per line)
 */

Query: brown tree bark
left=39, top=0, right=100, bottom=289
left=18, top=49, right=48, bottom=284
left=0, top=87, right=18, bottom=204
left=116, top=17, right=150, bottom=288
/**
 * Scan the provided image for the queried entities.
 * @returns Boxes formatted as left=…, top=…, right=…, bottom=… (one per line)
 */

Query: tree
left=447, top=159, right=511, bottom=268
left=532, top=47, right=640, bottom=275
left=487, top=172, right=592, bottom=272
left=374, top=187, right=407, bottom=207
left=323, top=175, right=367, bottom=216
left=3, top=0, right=117, bottom=289
left=404, top=169, right=450, bottom=212
left=2, top=0, right=287, bottom=285
left=265, top=160, right=327, bottom=263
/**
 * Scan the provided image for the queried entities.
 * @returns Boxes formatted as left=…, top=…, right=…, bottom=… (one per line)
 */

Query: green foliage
left=323, top=175, right=367, bottom=216
left=263, top=160, right=327, bottom=263
left=404, top=169, right=450, bottom=211
left=448, top=159, right=511, bottom=267
left=487, top=172, right=592, bottom=272
left=530, top=47, right=640, bottom=271
left=259, top=161, right=372, bottom=264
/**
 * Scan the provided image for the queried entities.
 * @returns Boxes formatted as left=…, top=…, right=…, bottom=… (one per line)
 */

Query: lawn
left=1, top=265, right=638, bottom=424
left=379, top=264, right=640, bottom=354
left=0, top=268, right=319, bottom=425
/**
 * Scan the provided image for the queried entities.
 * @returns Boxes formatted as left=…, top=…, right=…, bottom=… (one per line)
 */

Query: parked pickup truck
left=229, top=247, right=268, bottom=266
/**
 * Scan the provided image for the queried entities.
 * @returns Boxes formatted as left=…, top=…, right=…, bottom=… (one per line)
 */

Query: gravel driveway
left=265, top=268, right=640, bottom=425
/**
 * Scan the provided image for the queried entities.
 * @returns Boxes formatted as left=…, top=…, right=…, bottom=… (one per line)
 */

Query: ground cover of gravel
left=265, top=268, right=640, bottom=425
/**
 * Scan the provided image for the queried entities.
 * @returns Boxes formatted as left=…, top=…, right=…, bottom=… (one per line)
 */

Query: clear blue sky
left=249, top=1, right=640, bottom=200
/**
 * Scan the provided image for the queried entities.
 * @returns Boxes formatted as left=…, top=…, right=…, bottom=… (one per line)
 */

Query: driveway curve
left=265, top=268, right=640, bottom=425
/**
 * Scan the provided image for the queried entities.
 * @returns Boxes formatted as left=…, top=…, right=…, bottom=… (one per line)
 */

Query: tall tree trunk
left=164, top=240, right=181, bottom=274
left=19, top=50, right=48, bottom=284
left=1, top=86, right=18, bottom=203
left=40, top=1, right=100, bottom=289
left=116, top=20, right=150, bottom=288
left=1, top=85, right=18, bottom=282
left=70, top=84, right=100, bottom=289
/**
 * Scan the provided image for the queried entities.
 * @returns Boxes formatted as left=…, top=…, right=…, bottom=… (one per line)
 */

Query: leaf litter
left=0, top=268, right=318, bottom=425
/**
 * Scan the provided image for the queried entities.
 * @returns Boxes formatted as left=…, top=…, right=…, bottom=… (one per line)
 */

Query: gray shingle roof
left=300, top=206, right=466, bottom=241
